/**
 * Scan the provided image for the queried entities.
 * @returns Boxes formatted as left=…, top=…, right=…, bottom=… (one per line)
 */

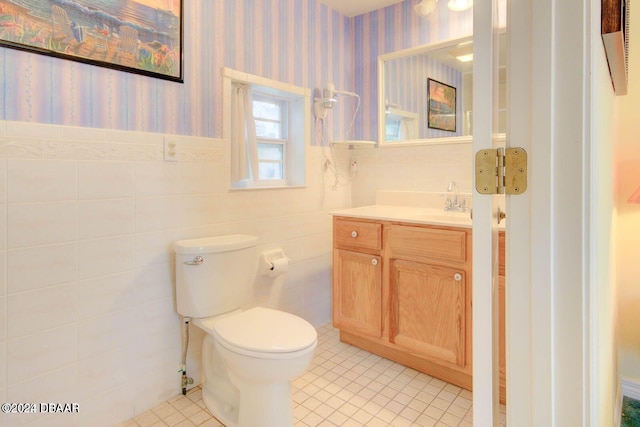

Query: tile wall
left=0, top=119, right=352, bottom=427
left=0, top=2, right=494, bottom=425
left=349, top=143, right=473, bottom=207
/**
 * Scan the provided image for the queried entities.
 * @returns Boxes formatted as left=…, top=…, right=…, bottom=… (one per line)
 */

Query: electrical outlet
left=350, top=160, right=358, bottom=175
left=164, top=137, right=178, bottom=161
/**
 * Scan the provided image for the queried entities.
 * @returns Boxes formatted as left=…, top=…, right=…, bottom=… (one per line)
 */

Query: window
left=224, top=68, right=309, bottom=189
left=385, top=117, right=402, bottom=141
left=253, top=94, right=287, bottom=181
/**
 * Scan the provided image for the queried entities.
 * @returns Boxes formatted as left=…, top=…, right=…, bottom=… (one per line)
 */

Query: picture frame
left=601, top=0, right=629, bottom=95
left=427, top=78, right=457, bottom=132
left=0, top=0, right=183, bottom=82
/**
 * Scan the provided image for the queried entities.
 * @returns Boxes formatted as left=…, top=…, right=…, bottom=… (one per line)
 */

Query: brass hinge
left=475, top=147, right=527, bottom=195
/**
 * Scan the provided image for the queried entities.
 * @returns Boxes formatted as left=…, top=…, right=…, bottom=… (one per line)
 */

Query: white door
left=502, top=0, right=534, bottom=424
left=474, top=0, right=592, bottom=425
left=473, top=0, right=536, bottom=424
left=471, top=0, right=502, bottom=424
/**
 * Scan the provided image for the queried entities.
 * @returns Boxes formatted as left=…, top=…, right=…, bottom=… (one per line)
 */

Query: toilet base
left=201, top=385, right=238, bottom=427
left=233, top=376, right=294, bottom=427
left=201, top=335, right=240, bottom=427
left=201, top=372, right=295, bottom=427
left=200, top=334, right=300, bottom=427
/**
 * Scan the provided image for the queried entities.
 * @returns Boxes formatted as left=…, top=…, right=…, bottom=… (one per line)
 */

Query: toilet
left=174, top=234, right=317, bottom=427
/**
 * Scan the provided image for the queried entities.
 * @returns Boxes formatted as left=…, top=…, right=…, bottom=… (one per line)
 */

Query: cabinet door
left=389, top=259, right=466, bottom=368
left=333, top=249, right=382, bottom=338
left=498, top=232, right=506, bottom=402
left=499, top=275, right=506, bottom=401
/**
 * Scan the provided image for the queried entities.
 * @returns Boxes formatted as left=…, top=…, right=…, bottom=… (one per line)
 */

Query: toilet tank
left=174, top=234, right=258, bottom=318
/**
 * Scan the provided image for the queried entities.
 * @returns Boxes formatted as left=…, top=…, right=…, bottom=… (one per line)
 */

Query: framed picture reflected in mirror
left=427, top=78, right=457, bottom=132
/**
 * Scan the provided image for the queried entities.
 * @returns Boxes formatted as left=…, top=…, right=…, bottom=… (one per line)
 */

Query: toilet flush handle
left=184, top=256, right=204, bottom=265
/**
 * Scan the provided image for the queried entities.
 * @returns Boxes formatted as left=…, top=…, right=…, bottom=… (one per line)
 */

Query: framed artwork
left=427, top=78, right=456, bottom=132
left=601, top=0, right=628, bottom=95
left=0, top=0, right=183, bottom=82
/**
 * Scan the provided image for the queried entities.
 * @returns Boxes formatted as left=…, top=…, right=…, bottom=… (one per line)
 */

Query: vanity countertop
left=331, top=205, right=473, bottom=228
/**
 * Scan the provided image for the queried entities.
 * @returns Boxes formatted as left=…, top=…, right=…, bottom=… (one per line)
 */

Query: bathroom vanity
left=331, top=204, right=506, bottom=402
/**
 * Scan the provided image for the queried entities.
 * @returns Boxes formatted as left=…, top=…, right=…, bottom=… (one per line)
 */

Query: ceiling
left=318, top=0, right=405, bottom=17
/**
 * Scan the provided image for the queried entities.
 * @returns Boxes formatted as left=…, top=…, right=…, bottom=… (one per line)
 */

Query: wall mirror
left=378, top=33, right=506, bottom=146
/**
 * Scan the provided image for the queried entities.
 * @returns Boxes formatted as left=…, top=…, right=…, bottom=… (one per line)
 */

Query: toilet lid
left=213, top=307, right=317, bottom=353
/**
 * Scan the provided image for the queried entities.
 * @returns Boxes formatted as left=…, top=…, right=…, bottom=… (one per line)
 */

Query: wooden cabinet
left=333, top=217, right=473, bottom=391
left=332, top=218, right=383, bottom=338
left=498, top=231, right=506, bottom=403
left=386, top=223, right=473, bottom=385
left=389, top=260, right=467, bottom=368
left=333, top=216, right=506, bottom=400
left=333, top=249, right=382, bottom=338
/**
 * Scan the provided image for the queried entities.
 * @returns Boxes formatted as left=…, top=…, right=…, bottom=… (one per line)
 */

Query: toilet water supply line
left=180, top=317, right=194, bottom=395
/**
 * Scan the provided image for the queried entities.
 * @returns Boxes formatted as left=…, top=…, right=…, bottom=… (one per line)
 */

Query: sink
left=331, top=205, right=473, bottom=227
left=412, top=211, right=472, bottom=225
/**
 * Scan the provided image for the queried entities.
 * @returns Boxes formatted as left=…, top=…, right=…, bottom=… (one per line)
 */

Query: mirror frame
left=378, top=31, right=508, bottom=147
left=377, top=34, right=475, bottom=147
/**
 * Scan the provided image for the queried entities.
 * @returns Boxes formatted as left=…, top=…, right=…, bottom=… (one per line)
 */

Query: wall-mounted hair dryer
left=314, top=82, right=359, bottom=119
left=323, top=82, right=358, bottom=99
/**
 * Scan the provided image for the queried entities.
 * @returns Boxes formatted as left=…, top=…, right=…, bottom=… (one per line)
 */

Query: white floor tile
left=123, top=323, right=505, bottom=426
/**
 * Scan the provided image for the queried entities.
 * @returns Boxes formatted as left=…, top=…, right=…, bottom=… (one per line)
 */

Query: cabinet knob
left=454, top=273, right=462, bottom=281
left=372, top=258, right=378, bottom=266
left=351, top=231, right=358, bottom=238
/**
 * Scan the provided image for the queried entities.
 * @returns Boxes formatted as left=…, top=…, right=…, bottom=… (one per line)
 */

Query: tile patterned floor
left=121, top=324, right=506, bottom=426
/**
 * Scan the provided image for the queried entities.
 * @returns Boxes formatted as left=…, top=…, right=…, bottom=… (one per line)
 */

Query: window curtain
left=231, top=83, right=258, bottom=182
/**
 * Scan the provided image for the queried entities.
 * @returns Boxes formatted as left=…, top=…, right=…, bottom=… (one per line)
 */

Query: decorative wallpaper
left=0, top=0, right=352, bottom=139
left=352, top=1, right=473, bottom=141
left=385, top=53, right=464, bottom=138
left=0, top=0, right=482, bottom=142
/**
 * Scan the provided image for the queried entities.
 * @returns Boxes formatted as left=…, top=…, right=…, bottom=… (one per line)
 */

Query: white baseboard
left=622, top=377, right=640, bottom=400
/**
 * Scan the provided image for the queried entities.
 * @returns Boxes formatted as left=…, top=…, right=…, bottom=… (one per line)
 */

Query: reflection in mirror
left=378, top=32, right=506, bottom=145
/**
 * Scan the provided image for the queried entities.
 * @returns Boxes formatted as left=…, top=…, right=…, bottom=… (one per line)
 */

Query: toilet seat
left=211, top=307, right=317, bottom=359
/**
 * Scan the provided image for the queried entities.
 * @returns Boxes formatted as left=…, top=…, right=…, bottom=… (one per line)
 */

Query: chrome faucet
left=444, top=181, right=469, bottom=212
left=447, top=181, right=459, bottom=208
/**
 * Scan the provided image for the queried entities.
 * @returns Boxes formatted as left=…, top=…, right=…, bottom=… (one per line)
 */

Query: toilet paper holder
left=261, top=249, right=290, bottom=276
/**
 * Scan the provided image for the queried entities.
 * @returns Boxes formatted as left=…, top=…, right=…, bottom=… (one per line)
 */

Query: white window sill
left=229, top=185, right=307, bottom=192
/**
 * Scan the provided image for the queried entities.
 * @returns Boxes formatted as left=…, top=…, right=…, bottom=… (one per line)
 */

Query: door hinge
left=475, top=147, right=527, bottom=195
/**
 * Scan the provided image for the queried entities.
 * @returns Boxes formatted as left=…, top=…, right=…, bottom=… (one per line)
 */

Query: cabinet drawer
left=388, top=225, right=467, bottom=264
left=334, top=218, right=382, bottom=251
